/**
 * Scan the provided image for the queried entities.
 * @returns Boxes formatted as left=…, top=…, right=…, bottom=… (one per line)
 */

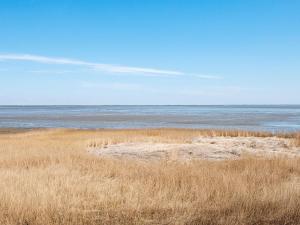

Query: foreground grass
left=0, top=129, right=299, bottom=225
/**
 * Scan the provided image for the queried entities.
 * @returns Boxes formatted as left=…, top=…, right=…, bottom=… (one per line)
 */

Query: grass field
left=0, top=129, right=299, bottom=225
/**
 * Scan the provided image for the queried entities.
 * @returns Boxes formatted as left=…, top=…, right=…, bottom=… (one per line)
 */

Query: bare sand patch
left=90, top=136, right=300, bottom=161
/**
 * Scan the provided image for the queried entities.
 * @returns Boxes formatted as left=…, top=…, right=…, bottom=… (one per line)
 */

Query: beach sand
left=90, top=136, right=300, bottom=161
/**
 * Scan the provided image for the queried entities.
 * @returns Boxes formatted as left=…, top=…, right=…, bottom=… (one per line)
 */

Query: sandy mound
left=90, top=136, right=300, bottom=161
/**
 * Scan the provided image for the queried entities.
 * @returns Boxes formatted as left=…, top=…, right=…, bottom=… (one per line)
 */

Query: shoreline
left=0, top=128, right=37, bottom=134
left=1, top=126, right=299, bottom=135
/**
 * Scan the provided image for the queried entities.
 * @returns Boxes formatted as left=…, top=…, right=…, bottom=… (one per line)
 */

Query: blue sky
left=0, top=0, right=299, bottom=105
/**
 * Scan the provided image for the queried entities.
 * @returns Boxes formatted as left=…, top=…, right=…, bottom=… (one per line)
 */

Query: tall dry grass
left=294, top=133, right=300, bottom=147
left=0, top=129, right=299, bottom=225
left=86, top=128, right=297, bottom=148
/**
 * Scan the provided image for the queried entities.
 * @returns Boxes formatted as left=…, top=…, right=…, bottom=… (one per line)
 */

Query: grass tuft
left=0, top=129, right=299, bottom=225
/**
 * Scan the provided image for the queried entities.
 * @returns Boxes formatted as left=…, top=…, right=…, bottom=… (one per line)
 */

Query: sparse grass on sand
left=0, top=129, right=299, bottom=225
left=295, top=133, right=300, bottom=147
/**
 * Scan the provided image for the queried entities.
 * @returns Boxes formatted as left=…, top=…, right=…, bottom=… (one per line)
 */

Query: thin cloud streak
left=81, top=81, right=244, bottom=97
left=0, top=54, right=182, bottom=76
left=81, top=81, right=145, bottom=91
left=193, top=74, right=223, bottom=80
left=29, top=70, right=79, bottom=74
left=0, top=53, right=222, bottom=79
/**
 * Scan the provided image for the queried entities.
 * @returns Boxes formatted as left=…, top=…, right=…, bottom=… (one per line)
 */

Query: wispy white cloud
left=0, top=53, right=222, bottom=79
left=192, top=74, right=223, bottom=80
left=81, top=81, right=144, bottom=91
left=0, top=53, right=181, bottom=76
left=29, top=70, right=79, bottom=74
left=177, top=86, right=247, bottom=97
left=80, top=80, right=244, bottom=97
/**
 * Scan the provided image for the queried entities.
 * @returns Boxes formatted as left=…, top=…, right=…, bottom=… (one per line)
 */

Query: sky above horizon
left=0, top=0, right=300, bottom=105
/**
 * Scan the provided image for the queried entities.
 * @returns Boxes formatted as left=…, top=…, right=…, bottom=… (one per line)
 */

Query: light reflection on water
left=0, top=105, right=300, bottom=132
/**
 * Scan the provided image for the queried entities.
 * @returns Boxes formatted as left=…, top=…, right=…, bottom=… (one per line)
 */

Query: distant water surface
left=0, top=105, right=300, bottom=132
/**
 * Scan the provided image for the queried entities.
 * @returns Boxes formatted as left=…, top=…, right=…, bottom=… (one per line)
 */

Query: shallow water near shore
left=0, top=105, right=300, bottom=132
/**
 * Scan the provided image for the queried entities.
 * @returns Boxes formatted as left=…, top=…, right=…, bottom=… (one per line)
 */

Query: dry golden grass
left=0, top=128, right=299, bottom=225
left=294, top=133, right=300, bottom=147
left=86, top=128, right=298, bottom=148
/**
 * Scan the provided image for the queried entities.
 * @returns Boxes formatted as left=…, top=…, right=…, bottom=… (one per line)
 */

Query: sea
left=0, top=105, right=300, bottom=132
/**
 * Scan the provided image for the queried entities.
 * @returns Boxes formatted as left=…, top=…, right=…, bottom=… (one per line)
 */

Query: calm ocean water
left=0, top=105, right=300, bottom=132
